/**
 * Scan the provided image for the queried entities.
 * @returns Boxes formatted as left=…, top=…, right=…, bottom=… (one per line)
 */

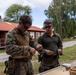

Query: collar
left=14, top=28, right=26, bottom=36
left=50, top=32, right=54, bottom=37
left=44, top=32, right=57, bottom=37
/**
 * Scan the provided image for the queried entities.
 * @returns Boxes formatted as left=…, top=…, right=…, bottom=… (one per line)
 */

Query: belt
left=44, top=54, right=57, bottom=58
left=15, top=58, right=30, bottom=62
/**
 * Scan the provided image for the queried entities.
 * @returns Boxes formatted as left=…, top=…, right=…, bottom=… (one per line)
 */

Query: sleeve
left=34, top=35, right=46, bottom=55
left=57, top=35, right=63, bottom=50
left=35, top=35, right=43, bottom=47
left=29, top=36, right=35, bottom=48
left=5, top=32, right=30, bottom=57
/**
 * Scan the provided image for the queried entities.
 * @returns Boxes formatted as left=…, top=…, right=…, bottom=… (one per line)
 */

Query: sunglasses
left=45, top=22, right=52, bottom=24
left=24, top=25, right=30, bottom=30
left=45, top=26, right=51, bottom=29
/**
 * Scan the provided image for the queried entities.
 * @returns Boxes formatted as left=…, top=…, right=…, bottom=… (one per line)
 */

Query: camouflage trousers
left=10, top=60, right=34, bottom=75
left=39, top=56, right=60, bottom=73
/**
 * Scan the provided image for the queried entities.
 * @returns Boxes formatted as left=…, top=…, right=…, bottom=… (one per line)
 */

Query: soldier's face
left=20, top=22, right=31, bottom=31
left=23, top=24, right=31, bottom=30
left=44, top=24, right=53, bottom=33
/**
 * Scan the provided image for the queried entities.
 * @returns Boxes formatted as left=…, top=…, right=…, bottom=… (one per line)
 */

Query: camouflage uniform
left=5, top=28, right=34, bottom=75
left=36, top=32, right=62, bottom=73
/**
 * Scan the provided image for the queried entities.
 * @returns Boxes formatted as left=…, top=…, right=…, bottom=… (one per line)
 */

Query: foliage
left=44, top=0, right=76, bottom=39
left=3, top=4, right=32, bottom=23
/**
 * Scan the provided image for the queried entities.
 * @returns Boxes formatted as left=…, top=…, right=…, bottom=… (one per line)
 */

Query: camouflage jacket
left=5, top=28, right=34, bottom=59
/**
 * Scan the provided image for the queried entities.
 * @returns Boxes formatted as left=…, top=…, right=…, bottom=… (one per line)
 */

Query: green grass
left=32, top=61, right=40, bottom=75
left=0, top=49, right=5, bottom=53
left=0, top=63, right=5, bottom=75
left=59, top=45, right=76, bottom=63
left=32, top=55, right=38, bottom=60
left=63, top=38, right=76, bottom=42
left=0, top=62, right=4, bottom=67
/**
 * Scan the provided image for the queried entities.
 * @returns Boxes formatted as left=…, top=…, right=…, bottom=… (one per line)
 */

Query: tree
left=3, top=4, right=32, bottom=23
left=44, top=0, right=76, bottom=39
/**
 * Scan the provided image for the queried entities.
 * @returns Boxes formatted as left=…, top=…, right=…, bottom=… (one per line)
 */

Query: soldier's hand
left=30, top=47, right=36, bottom=55
left=58, top=49, right=62, bottom=54
left=36, top=44, right=43, bottom=51
left=45, top=50, right=54, bottom=55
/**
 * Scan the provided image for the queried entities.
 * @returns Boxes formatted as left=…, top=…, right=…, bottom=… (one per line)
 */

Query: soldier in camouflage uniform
left=35, top=19, right=63, bottom=73
left=5, top=15, right=36, bottom=75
